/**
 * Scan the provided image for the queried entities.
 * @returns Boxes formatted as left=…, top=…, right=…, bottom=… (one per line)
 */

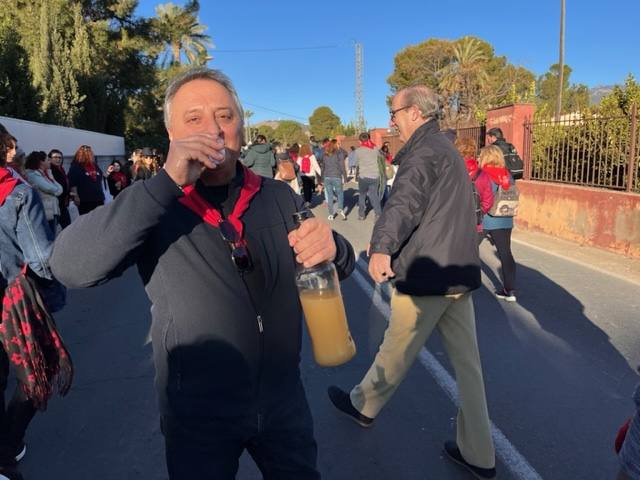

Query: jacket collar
left=394, top=119, right=440, bottom=164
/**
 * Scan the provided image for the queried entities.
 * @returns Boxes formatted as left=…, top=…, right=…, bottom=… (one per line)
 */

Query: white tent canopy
left=0, top=115, right=125, bottom=160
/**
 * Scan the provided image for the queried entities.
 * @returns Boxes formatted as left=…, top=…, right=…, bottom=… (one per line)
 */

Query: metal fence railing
left=457, top=125, right=486, bottom=155
left=523, top=104, right=639, bottom=193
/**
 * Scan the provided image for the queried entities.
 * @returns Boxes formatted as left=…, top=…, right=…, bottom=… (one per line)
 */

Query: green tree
left=309, top=106, right=341, bottom=139
left=273, top=121, right=307, bottom=146
left=0, top=19, right=40, bottom=120
left=598, top=74, right=640, bottom=116
left=388, top=36, right=536, bottom=125
left=537, top=64, right=590, bottom=114
left=152, top=0, right=213, bottom=66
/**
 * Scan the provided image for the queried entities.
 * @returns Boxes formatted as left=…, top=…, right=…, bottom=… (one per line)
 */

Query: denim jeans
left=358, top=177, right=382, bottom=218
left=323, top=177, right=344, bottom=215
left=162, top=383, right=320, bottom=480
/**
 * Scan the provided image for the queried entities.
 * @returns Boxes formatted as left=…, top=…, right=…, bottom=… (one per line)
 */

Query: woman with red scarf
left=479, top=145, right=517, bottom=302
left=67, top=145, right=105, bottom=215
left=106, top=160, right=129, bottom=198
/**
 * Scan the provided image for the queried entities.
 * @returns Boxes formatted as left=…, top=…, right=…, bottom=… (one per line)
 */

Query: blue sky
left=138, top=0, right=639, bottom=129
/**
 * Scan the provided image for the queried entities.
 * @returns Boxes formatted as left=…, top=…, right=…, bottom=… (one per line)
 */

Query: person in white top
left=24, top=151, right=63, bottom=236
left=295, top=144, right=322, bottom=207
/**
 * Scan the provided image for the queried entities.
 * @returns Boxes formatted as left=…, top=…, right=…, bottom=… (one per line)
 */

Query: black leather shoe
left=443, top=441, right=496, bottom=479
left=327, top=386, right=374, bottom=428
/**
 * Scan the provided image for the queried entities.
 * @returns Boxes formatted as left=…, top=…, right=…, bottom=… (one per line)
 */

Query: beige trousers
left=350, top=290, right=495, bottom=469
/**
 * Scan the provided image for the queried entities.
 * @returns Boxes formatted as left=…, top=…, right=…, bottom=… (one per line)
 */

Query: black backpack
left=470, top=170, right=484, bottom=226
left=502, top=143, right=524, bottom=180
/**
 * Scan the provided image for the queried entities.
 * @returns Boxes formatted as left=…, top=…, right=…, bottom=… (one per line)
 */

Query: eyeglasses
left=219, top=220, right=252, bottom=273
left=389, top=105, right=412, bottom=121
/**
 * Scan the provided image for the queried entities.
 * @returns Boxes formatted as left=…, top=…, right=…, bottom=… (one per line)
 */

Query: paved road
left=18, top=185, right=640, bottom=479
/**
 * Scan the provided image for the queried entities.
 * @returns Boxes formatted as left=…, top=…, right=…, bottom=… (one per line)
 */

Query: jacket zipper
left=240, top=274, right=265, bottom=420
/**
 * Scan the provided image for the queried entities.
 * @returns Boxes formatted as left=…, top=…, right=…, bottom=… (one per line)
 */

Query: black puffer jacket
left=369, top=119, right=480, bottom=296
left=50, top=166, right=355, bottom=420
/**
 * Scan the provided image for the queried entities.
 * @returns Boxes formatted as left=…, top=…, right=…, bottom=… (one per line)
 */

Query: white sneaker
left=327, top=214, right=335, bottom=221
left=338, top=209, right=347, bottom=220
left=495, top=289, right=516, bottom=302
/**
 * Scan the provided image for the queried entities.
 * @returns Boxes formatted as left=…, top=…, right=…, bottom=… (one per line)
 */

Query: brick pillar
left=485, top=103, right=535, bottom=157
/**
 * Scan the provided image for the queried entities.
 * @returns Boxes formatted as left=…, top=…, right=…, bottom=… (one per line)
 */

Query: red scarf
left=360, top=140, right=377, bottom=149
left=0, top=167, right=20, bottom=206
left=465, top=158, right=479, bottom=178
left=300, top=155, right=311, bottom=174
left=110, top=171, right=128, bottom=187
left=482, top=165, right=511, bottom=190
left=1, top=267, right=73, bottom=409
left=84, top=162, right=97, bottom=181
left=179, top=165, right=262, bottom=240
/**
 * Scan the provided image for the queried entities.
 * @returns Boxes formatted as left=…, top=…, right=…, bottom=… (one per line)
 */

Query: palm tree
left=438, top=37, right=489, bottom=121
left=153, top=0, right=213, bottom=66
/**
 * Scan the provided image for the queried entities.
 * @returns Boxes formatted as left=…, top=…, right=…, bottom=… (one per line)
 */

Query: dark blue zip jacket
left=50, top=166, right=355, bottom=420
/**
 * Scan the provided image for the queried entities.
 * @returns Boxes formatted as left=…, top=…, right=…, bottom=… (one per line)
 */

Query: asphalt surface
left=17, top=183, right=640, bottom=479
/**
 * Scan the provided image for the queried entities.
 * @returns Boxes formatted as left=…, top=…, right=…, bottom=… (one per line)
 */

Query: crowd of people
left=0, top=65, right=637, bottom=480
left=240, top=132, right=394, bottom=222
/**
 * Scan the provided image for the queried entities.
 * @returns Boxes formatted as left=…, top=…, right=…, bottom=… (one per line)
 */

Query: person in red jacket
left=455, top=137, right=493, bottom=238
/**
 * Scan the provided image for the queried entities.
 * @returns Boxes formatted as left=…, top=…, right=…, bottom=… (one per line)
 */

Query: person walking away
left=0, top=132, right=73, bottom=480
left=48, top=150, right=71, bottom=229
left=354, top=132, right=383, bottom=220
left=296, top=144, right=322, bottom=207
left=24, top=151, right=63, bottom=236
left=106, top=160, right=129, bottom=198
left=241, top=134, right=276, bottom=178
left=455, top=138, right=493, bottom=241
left=347, top=146, right=357, bottom=179
left=274, top=152, right=301, bottom=194
left=321, top=141, right=347, bottom=221
left=486, top=127, right=524, bottom=180
left=478, top=145, right=517, bottom=302
left=328, top=85, right=496, bottom=479
left=67, top=145, right=105, bottom=215
left=50, top=67, right=355, bottom=480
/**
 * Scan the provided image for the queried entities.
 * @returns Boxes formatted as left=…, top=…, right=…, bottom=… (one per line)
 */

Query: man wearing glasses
left=328, top=85, right=496, bottom=479
left=50, top=67, right=355, bottom=479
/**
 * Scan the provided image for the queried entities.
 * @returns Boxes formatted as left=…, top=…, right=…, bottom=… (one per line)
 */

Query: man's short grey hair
left=395, top=85, right=441, bottom=120
left=163, top=67, right=245, bottom=131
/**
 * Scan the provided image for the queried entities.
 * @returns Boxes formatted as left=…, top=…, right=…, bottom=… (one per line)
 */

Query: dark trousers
left=78, top=201, right=103, bottom=215
left=358, top=177, right=382, bottom=218
left=486, top=228, right=516, bottom=291
left=0, top=348, right=36, bottom=463
left=58, top=205, right=71, bottom=229
left=300, top=176, right=315, bottom=204
left=162, top=384, right=320, bottom=480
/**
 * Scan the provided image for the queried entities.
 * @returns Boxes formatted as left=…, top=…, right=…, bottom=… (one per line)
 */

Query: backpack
left=503, top=143, right=524, bottom=180
left=470, top=170, right=484, bottom=225
left=277, top=160, right=296, bottom=181
left=488, top=181, right=520, bottom=217
left=300, top=155, right=311, bottom=174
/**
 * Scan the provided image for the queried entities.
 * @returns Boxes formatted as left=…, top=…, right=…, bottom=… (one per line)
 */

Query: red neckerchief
left=360, top=140, right=377, bottom=149
left=482, top=165, right=511, bottom=189
left=51, top=164, right=69, bottom=190
left=84, top=162, right=97, bottom=181
left=110, top=171, right=128, bottom=187
left=465, top=158, right=479, bottom=178
left=0, top=167, right=20, bottom=206
left=179, top=165, right=262, bottom=240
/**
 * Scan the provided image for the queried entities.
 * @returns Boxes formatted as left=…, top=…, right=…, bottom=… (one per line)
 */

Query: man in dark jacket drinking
left=327, top=85, right=496, bottom=479
left=50, top=67, right=355, bottom=479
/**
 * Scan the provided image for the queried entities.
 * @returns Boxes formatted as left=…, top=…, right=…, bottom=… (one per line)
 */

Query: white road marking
left=352, top=260, right=544, bottom=480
